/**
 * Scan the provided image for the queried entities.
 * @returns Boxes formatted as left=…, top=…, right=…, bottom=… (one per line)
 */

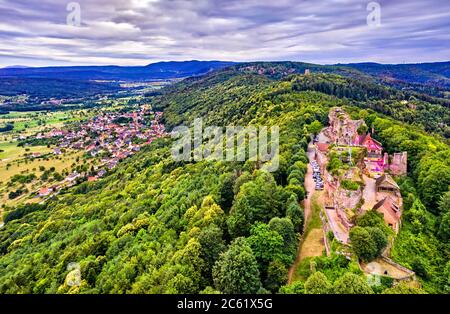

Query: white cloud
left=0, top=0, right=448, bottom=66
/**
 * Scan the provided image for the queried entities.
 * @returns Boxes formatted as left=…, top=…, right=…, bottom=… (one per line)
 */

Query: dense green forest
left=291, top=74, right=450, bottom=138
left=0, top=77, right=121, bottom=100
left=0, top=64, right=448, bottom=294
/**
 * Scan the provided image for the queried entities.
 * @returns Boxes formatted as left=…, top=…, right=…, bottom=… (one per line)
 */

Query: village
left=19, top=107, right=167, bottom=200
left=299, top=107, right=416, bottom=284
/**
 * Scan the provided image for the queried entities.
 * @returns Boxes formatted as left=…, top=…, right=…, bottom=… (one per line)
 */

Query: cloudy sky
left=0, top=0, right=449, bottom=67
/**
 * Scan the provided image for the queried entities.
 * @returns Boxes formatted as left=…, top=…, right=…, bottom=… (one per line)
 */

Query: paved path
left=325, top=208, right=349, bottom=243
left=362, top=175, right=377, bottom=211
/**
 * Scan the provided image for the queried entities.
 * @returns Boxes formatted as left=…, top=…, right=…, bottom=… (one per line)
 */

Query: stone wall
left=389, top=152, right=407, bottom=176
left=337, top=188, right=362, bottom=210
left=327, top=107, right=365, bottom=145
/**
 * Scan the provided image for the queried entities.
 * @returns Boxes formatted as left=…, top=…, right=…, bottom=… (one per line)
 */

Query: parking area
left=311, top=159, right=324, bottom=190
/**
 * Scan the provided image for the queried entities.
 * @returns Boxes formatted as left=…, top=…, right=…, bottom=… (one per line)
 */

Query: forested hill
left=154, top=64, right=450, bottom=138
left=0, top=61, right=236, bottom=81
left=0, top=65, right=449, bottom=294
left=342, top=62, right=450, bottom=89
left=1, top=61, right=448, bottom=109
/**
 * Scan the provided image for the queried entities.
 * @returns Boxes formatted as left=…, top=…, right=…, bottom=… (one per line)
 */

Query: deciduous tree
left=304, top=271, right=331, bottom=294
left=333, top=273, right=373, bottom=294
left=349, top=226, right=377, bottom=262
left=212, top=238, right=261, bottom=294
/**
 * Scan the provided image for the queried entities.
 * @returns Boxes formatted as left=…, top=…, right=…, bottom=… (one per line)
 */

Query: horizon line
left=2, top=59, right=450, bottom=69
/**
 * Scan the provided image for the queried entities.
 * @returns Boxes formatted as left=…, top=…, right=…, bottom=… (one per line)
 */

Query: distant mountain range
left=1, top=60, right=448, bottom=89
left=0, top=60, right=449, bottom=110
left=2, top=65, right=30, bottom=69
left=0, top=60, right=236, bottom=81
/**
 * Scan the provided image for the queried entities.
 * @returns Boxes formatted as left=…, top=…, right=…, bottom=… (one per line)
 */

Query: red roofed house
left=86, top=144, right=96, bottom=152
left=372, top=196, right=402, bottom=232
left=316, top=143, right=329, bottom=153
left=355, top=133, right=383, bottom=157
left=39, top=187, right=52, bottom=197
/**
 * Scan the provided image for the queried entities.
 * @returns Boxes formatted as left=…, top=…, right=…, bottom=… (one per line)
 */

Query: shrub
left=341, top=179, right=360, bottom=191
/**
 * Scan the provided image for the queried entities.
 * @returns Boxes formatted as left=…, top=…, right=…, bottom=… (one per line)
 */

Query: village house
left=48, top=129, right=65, bottom=137
left=90, top=149, right=100, bottom=157
left=97, top=169, right=107, bottom=177
left=39, top=187, right=53, bottom=197
left=66, top=172, right=80, bottom=182
left=373, top=174, right=403, bottom=232
left=72, top=142, right=83, bottom=149
left=354, top=133, right=383, bottom=157
left=376, top=174, right=401, bottom=197
left=107, top=159, right=118, bottom=170
left=372, top=196, right=402, bottom=232
left=86, top=144, right=96, bottom=152
left=130, top=145, right=141, bottom=152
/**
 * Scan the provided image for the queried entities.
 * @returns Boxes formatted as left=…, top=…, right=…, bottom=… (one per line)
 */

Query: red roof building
left=87, top=176, right=98, bottom=182
left=39, top=187, right=52, bottom=197
left=355, top=133, right=383, bottom=156
left=372, top=196, right=402, bottom=232
left=316, top=143, right=330, bottom=153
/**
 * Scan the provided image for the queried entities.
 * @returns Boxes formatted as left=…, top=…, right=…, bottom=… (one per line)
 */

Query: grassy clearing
left=0, top=151, right=82, bottom=181
left=0, top=151, right=85, bottom=209
left=0, top=110, right=87, bottom=135
left=0, top=108, right=101, bottom=219
left=290, top=191, right=325, bottom=282
left=305, top=192, right=323, bottom=232
left=293, top=257, right=314, bottom=281
left=0, top=142, right=50, bottom=161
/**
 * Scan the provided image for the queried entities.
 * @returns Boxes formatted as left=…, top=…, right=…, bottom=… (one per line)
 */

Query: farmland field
left=0, top=108, right=100, bottom=217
